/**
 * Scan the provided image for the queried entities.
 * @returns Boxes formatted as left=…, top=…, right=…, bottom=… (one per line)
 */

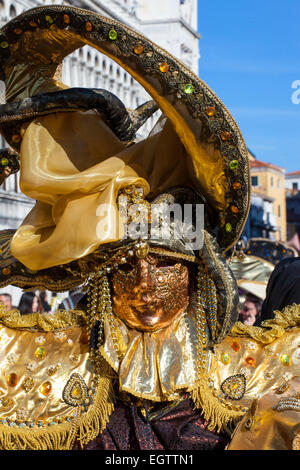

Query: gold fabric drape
left=10, top=109, right=197, bottom=270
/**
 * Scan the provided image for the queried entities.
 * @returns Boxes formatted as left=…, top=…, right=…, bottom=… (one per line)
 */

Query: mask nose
left=135, top=259, right=155, bottom=290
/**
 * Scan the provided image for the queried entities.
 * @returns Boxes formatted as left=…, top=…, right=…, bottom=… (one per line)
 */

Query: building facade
left=249, top=156, right=286, bottom=241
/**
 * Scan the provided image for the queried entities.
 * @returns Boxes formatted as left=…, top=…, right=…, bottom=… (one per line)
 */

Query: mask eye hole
left=156, top=259, right=177, bottom=268
left=118, top=263, right=134, bottom=273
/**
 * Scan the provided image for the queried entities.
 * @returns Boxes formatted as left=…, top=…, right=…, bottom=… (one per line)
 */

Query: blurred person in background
left=0, top=293, right=12, bottom=310
left=239, top=294, right=262, bottom=326
left=39, top=291, right=52, bottom=313
left=18, top=292, right=43, bottom=315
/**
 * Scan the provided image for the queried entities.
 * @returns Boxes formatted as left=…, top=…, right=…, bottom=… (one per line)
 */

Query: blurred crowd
left=0, top=288, right=84, bottom=315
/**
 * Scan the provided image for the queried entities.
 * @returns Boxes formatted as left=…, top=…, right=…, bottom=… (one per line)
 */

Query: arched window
left=9, top=4, right=16, bottom=18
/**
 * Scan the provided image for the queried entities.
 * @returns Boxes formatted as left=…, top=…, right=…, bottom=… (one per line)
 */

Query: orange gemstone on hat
left=221, top=131, right=231, bottom=141
left=14, top=28, right=23, bottom=35
left=6, top=373, right=18, bottom=387
left=233, top=182, right=242, bottom=190
left=134, top=44, right=144, bottom=55
left=29, top=20, right=37, bottom=27
left=2, top=267, right=11, bottom=276
left=39, top=381, right=52, bottom=396
left=159, top=62, right=169, bottom=73
left=205, top=106, right=216, bottom=117
left=64, top=14, right=70, bottom=24
left=245, top=356, right=256, bottom=367
left=12, top=134, right=21, bottom=143
left=85, top=22, right=92, bottom=31
left=231, top=205, right=239, bottom=214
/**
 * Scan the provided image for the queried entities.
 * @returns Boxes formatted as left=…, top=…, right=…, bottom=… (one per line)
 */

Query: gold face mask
left=112, top=255, right=189, bottom=332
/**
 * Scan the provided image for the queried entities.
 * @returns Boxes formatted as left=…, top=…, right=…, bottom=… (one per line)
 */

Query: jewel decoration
left=245, top=356, right=256, bottom=367
left=47, top=365, right=58, bottom=376
left=159, top=62, right=169, bottom=73
left=233, top=182, right=242, bottom=190
left=34, top=347, right=47, bottom=360
left=0, top=41, right=9, bottom=49
left=183, top=84, right=194, bottom=95
left=220, top=352, right=230, bottom=365
left=230, top=205, right=239, bottom=214
left=205, top=106, right=216, bottom=117
left=1, top=267, right=11, bottom=275
left=220, top=131, right=231, bottom=141
left=276, top=382, right=290, bottom=394
left=22, top=376, right=34, bottom=393
left=220, top=374, right=247, bottom=401
left=14, top=28, right=23, bottom=35
left=231, top=340, right=241, bottom=352
left=12, top=134, right=21, bottom=143
left=6, top=373, right=18, bottom=387
left=108, top=29, right=117, bottom=40
left=225, top=223, right=232, bottom=233
left=29, top=20, right=37, bottom=27
left=39, top=381, right=52, bottom=396
left=62, top=373, right=89, bottom=407
left=63, top=14, right=70, bottom=24
left=229, top=160, right=239, bottom=170
left=280, top=354, right=292, bottom=366
left=0, top=157, right=8, bottom=166
left=85, top=22, right=92, bottom=31
left=45, top=15, right=53, bottom=24
left=134, top=44, right=144, bottom=55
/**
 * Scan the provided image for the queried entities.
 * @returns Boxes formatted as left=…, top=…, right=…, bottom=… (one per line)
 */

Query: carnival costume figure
left=0, top=6, right=298, bottom=450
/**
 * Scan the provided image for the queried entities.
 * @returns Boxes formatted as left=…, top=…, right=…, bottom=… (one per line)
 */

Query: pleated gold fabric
left=101, top=310, right=199, bottom=402
left=227, top=376, right=300, bottom=450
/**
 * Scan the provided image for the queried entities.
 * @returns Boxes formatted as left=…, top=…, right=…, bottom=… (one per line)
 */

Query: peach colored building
left=250, top=157, right=286, bottom=241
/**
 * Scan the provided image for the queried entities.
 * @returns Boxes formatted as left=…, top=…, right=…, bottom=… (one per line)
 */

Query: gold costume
left=0, top=6, right=298, bottom=451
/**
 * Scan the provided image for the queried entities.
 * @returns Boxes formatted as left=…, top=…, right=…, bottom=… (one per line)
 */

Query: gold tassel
left=0, top=358, right=115, bottom=450
left=189, top=374, right=245, bottom=432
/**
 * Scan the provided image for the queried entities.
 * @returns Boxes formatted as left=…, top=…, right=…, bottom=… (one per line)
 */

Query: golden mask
left=112, top=255, right=189, bottom=332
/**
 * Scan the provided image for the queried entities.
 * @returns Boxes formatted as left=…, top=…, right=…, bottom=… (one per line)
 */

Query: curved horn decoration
left=0, top=88, right=157, bottom=143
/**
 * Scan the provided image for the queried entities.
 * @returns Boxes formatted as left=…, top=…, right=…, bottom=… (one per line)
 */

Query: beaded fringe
left=189, top=375, right=245, bottom=432
left=0, top=359, right=115, bottom=450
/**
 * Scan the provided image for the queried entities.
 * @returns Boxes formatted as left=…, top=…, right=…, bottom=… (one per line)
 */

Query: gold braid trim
left=0, top=305, right=87, bottom=331
left=230, top=303, right=300, bottom=344
left=188, top=374, right=245, bottom=433
left=0, top=357, right=115, bottom=450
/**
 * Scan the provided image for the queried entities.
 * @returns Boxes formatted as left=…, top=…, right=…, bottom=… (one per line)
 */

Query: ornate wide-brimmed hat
left=0, top=5, right=250, bottom=251
left=0, top=6, right=250, bottom=344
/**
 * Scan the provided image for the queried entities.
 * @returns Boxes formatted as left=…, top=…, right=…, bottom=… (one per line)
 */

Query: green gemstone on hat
left=229, top=160, right=238, bottom=170
left=45, top=15, right=53, bottom=24
left=0, top=158, right=9, bottom=166
left=225, top=223, right=232, bottom=233
left=109, top=29, right=117, bottom=40
left=0, top=41, right=9, bottom=49
left=184, top=84, right=194, bottom=94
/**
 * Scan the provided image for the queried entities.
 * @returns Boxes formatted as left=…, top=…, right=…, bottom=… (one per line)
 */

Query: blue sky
left=197, top=0, right=300, bottom=173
